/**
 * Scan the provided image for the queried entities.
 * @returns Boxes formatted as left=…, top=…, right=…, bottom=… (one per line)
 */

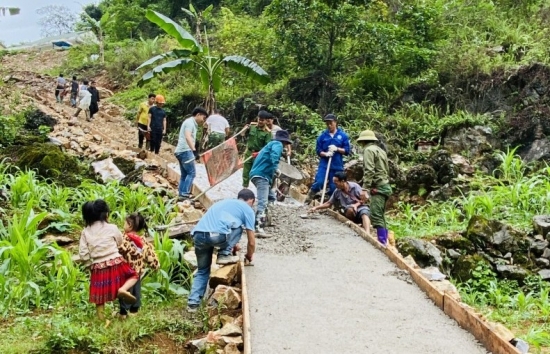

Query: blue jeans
left=252, top=176, right=270, bottom=218
left=188, top=228, right=244, bottom=305
left=175, top=150, right=196, bottom=197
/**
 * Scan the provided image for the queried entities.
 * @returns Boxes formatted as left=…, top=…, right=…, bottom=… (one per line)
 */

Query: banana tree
left=181, top=3, right=213, bottom=45
left=80, top=11, right=115, bottom=64
left=136, top=10, right=269, bottom=113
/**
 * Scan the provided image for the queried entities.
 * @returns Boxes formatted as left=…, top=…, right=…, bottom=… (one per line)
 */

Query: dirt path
left=245, top=204, right=489, bottom=354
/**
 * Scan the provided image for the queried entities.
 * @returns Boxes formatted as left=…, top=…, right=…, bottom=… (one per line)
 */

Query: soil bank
left=245, top=204, right=489, bottom=354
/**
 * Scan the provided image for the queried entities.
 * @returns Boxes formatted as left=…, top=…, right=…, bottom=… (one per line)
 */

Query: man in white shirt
left=204, top=109, right=230, bottom=150
left=266, top=114, right=282, bottom=139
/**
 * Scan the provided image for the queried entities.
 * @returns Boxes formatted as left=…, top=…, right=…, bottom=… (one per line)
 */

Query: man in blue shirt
left=147, top=95, right=168, bottom=154
left=250, top=130, right=293, bottom=236
left=305, top=114, right=350, bottom=204
left=187, top=189, right=257, bottom=312
left=174, top=107, right=208, bottom=200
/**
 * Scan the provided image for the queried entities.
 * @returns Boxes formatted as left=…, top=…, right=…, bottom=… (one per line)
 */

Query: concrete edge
left=240, top=260, right=252, bottom=354
left=325, top=209, right=520, bottom=354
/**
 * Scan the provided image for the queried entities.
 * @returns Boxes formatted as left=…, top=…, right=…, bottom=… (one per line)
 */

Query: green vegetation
left=0, top=158, right=196, bottom=352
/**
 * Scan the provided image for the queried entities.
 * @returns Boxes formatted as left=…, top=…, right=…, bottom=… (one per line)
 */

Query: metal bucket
left=277, top=160, right=303, bottom=182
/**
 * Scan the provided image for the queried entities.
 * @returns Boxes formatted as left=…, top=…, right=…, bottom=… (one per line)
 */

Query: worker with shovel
left=309, top=171, right=372, bottom=235
left=305, top=114, right=350, bottom=204
left=250, top=130, right=293, bottom=237
left=357, top=130, right=392, bottom=246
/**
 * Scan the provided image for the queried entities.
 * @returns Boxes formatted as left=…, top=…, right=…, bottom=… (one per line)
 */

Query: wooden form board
left=325, top=209, right=520, bottom=354
left=240, top=261, right=252, bottom=354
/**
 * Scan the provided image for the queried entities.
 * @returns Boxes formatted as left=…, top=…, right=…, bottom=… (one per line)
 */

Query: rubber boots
left=376, top=227, right=388, bottom=246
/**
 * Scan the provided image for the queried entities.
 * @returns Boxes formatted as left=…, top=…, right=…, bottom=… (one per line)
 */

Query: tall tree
left=80, top=12, right=115, bottom=64
left=137, top=10, right=269, bottom=113
left=36, top=5, right=77, bottom=37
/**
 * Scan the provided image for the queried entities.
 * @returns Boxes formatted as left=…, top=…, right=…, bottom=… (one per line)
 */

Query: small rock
left=223, top=343, right=241, bottom=354
left=534, top=234, right=545, bottom=241
left=503, top=252, right=512, bottom=259
left=209, top=315, right=235, bottom=329
left=542, top=248, right=550, bottom=259
left=533, top=215, right=550, bottom=239
left=490, top=322, right=514, bottom=341
left=216, top=323, right=243, bottom=337
left=211, top=285, right=241, bottom=310
left=210, top=264, right=239, bottom=288
left=536, top=258, right=550, bottom=267
left=93, top=135, right=102, bottom=142
left=538, top=269, right=550, bottom=280
left=222, top=336, right=243, bottom=346
left=447, top=249, right=461, bottom=259
left=83, top=128, right=90, bottom=134
left=183, top=250, right=197, bottom=269
left=42, top=235, right=74, bottom=246
left=513, top=338, right=530, bottom=354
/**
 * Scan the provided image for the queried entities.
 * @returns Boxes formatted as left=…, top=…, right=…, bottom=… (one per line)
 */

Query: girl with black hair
left=79, top=199, right=139, bottom=320
left=117, top=212, right=160, bottom=319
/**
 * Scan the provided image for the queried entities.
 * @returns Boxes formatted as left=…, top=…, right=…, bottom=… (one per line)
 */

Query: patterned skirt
left=90, top=257, right=137, bottom=305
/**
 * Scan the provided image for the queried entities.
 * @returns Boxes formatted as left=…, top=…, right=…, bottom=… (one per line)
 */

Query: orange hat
left=155, top=94, right=165, bottom=104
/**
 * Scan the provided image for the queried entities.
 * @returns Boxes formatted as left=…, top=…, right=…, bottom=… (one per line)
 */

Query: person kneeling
left=309, top=171, right=372, bottom=236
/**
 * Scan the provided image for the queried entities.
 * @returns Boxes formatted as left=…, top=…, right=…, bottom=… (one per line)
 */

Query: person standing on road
left=204, top=109, right=230, bottom=150
left=54, top=73, right=66, bottom=103
left=357, top=129, right=392, bottom=246
left=305, top=114, right=350, bottom=204
left=147, top=95, right=167, bottom=154
left=242, top=110, right=272, bottom=188
left=70, top=76, right=79, bottom=107
left=88, top=81, right=101, bottom=120
left=174, top=107, right=208, bottom=200
left=136, top=94, right=156, bottom=149
left=186, top=189, right=256, bottom=313
left=309, top=171, right=372, bottom=236
left=250, top=130, right=293, bottom=236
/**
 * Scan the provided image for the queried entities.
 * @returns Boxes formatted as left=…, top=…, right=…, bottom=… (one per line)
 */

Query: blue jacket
left=316, top=128, right=350, bottom=170
left=250, top=140, right=283, bottom=183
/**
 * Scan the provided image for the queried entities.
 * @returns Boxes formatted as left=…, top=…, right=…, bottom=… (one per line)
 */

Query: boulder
left=521, top=139, right=550, bottom=162
left=495, top=264, right=529, bottom=282
left=210, top=264, right=239, bottom=288
left=183, top=250, right=198, bottom=269
left=465, top=215, right=528, bottom=254
left=451, top=154, right=475, bottom=175
left=542, top=248, right=550, bottom=259
left=209, top=315, right=235, bottom=329
left=536, top=258, right=550, bottom=268
left=530, top=239, right=549, bottom=257
left=397, top=238, right=442, bottom=268
left=435, top=232, right=475, bottom=252
left=405, top=164, right=437, bottom=194
left=538, top=269, right=550, bottom=280
left=447, top=249, right=461, bottom=259
left=533, top=215, right=550, bottom=239
left=427, top=150, right=457, bottom=184
left=452, top=254, right=489, bottom=282
left=443, top=125, right=498, bottom=157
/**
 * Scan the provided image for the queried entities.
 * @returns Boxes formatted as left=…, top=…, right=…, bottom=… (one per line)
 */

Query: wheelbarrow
left=275, top=157, right=303, bottom=202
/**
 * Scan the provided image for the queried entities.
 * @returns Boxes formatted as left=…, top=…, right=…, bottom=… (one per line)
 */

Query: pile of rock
left=187, top=262, right=245, bottom=354
left=397, top=214, right=550, bottom=284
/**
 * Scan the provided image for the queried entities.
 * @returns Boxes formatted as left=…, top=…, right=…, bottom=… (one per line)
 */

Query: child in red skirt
left=118, top=212, right=160, bottom=318
left=79, top=199, right=139, bottom=319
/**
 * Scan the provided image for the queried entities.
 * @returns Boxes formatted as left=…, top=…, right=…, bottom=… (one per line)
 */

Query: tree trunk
left=99, top=31, right=105, bottom=64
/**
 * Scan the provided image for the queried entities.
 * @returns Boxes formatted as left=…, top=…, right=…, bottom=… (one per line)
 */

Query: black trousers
left=119, top=277, right=141, bottom=315
left=89, top=102, right=99, bottom=117
left=149, top=131, right=163, bottom=154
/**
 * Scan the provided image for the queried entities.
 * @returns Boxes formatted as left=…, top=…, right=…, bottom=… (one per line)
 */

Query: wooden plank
left=443, top=295, right=520, bottom=354
left=240, top=261, right=252, bottom=354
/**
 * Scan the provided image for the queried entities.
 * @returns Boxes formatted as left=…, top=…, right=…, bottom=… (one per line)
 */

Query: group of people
left=306, top=115, right=392, bottom=246
left=55, top=74, right=100, bottom=121
left=75, top=103, right=391, bottom=316
left=79, top=200, right=159, bottom=320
